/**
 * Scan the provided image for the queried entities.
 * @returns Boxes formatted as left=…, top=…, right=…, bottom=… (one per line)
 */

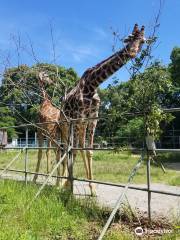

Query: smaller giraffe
left=33, top=72, right=65, bottom=185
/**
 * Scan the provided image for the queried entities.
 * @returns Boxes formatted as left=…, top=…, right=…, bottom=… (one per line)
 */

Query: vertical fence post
left=25, top=128, right=28, bottom=185
left=67, top=121, right=74, bottom=193
left=34, top=132, right=37, bottom=147
left=145, top=134, right=153, bottom=224
left=147, top=150, right=151, bottom=223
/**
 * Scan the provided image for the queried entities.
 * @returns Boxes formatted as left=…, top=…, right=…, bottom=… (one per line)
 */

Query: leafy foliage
left=0, top=47, right=180, bottom=141
left=168, top=47, right=180, bottom=107
left=169, top=47, right=180, bottom=87
left=0, top=63, right=78, bottom=106
left=129, top=62, right=174, bottom=138
left=0, top=106, right=17, bottom=137
left=97, top=62, right=175, bottom=141
left=0, top=63, right=79, bottom=137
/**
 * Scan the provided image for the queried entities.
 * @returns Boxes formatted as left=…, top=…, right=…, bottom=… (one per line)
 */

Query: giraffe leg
left=86, top=149, right=96, bottom=195
left=62, top=122, right=80, bottom=190
left=63, top=124, right=78, bottom=189
left=55, top=146, right=61, bottom=186
left=33, top=132, right=43, bottom=183
left=80, top=149, right=89, bottom=178
left=61, top=123, right=69, bottom=187
left=46, top=140, right=51, bottom=173
left=86, top=119, right=98, bottom=196
left=61, top=156, right=68, bottom=185
left=79, top=123, right=89, bottom=179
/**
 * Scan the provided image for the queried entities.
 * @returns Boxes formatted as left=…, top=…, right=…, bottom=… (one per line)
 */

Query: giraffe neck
left=64, top=39, right=143, bottom=115
left=39, top=79, right=49, bottom=100
left=81, top=45, right=138, bottom=96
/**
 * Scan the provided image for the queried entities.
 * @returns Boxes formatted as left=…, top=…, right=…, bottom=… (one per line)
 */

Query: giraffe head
left=37, top=71, right=53, bottom=99
left=124, top=24, right=146, bottom=58
left=38, top=71, right=53, bottom=84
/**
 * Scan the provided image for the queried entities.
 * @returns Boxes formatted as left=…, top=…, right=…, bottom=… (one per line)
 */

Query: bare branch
left=49, top=21, right=57, bottom=65
left=10, top=32, right=22, bottom=67
left=22, top=34, right=40, bottom=64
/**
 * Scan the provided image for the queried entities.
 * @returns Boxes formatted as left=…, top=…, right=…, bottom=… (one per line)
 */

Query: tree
left=0, top=106, right=16, bottom=138
left=116, top=117, right=144, bottom=146
left=123, top=62, right=174, bottom=138
left=0, top=63, right=78, bottom=106
left=97, top=62, right=174, bottom=143
left=97, top=81, right=132, bottom=140
left=167, top=47, right=180, bottom=108
left=169, top=47, right=180, bottom=87
left=0, top=63, right=79, bottom=136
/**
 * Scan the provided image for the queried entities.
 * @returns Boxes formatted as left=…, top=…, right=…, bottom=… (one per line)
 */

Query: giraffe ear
left=132, top=24, right=139, bottom=34
left=124, top=35, right=133, bottom=43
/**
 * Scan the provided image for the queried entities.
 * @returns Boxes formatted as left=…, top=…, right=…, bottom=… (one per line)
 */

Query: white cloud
left=71, top=46, right=97, bottom=62
left=93, top=27, right=108, bottom=39
left=57, top=40, right=99, bottom=63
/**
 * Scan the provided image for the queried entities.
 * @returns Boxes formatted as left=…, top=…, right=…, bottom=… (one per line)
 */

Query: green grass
left=0, top=180, right=139, bottom=240
left=0, top=180, right=178, bottom=240
left=0, top=150, right=179, bottom=186
left=75, top=151, right=180, bottom=186
left=0, top=150, right=179, bottom=239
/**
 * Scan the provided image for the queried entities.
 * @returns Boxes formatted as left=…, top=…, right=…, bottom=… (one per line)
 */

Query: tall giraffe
left=33, top=72, right=66, bottom=185
left=61, top=24, right=146, bottom=195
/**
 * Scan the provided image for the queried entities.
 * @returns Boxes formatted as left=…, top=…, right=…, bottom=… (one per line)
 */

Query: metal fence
left=7, top=134, right=180, bottom=149
left=0, top=108, right=180, bottom=224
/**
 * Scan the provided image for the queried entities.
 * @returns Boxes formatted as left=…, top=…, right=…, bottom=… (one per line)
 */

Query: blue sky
left=0, top=0, right=179, bottom=87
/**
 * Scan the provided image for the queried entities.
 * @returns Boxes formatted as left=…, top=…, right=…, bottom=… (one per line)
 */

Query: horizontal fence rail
left=1, top=168, right=179, bottom=198
left=3, top=146, right=180, bottom=152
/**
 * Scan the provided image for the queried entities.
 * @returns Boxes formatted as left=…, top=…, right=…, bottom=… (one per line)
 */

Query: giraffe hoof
left=89, top=183, right=97, bottom=197
left=33, top=176, right=37, bottom=183
left=91, top=191, right=97, bottom=197
left=55, top=178, right=62, bottom=188
left=61, top=180, right=72, bottom=191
